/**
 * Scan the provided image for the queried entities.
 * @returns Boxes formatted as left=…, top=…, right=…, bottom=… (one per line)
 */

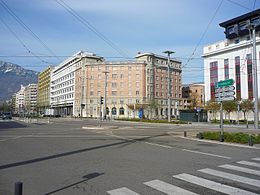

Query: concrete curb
left=172, top=134, right=260, bottom=149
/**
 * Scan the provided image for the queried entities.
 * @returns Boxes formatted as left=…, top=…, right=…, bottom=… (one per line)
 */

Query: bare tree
left=205, top=100, right=220, bottom=122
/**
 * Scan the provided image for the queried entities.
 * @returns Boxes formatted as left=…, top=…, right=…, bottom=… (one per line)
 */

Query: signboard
left=216, top=96, right=235, bottom=102
left=215, top=79, right=234, bottom=88
left=215, top=91, right=235, bottom=98
left=215, top=79, right=235, bottom=102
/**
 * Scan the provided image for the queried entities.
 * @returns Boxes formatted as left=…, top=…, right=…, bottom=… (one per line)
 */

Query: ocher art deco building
left=37, top=66, right=53, bottom=115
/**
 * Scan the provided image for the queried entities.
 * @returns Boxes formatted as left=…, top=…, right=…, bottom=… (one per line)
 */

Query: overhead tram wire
left=0, top=17, right=51, bottom=65
left=183, top=0, right=224, bottom=69
left=226, top=0, right=253, bottom=11
left=55, top=0, right=130, bottom=59
left=0, top=0, right=61, bottom=62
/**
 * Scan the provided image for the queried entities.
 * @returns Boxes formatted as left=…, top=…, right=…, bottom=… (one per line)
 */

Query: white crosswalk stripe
left=107, top=157, right=260, bottom=195
left=173, top=173, right=258, bottom=195
left=219, top=164, right=260, bottom=176
left=237, top=160, right=260, bottom=168
left=198, top=168, right=260, bottom=187
left=144, top=179, right=198, bottom=195
left=252, top=157, right=260, bottom=161
left=107, top=187, right=140, bottom=195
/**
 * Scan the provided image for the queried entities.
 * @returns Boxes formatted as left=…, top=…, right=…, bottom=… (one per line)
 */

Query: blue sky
left=0, top=0, right=260, bottom=84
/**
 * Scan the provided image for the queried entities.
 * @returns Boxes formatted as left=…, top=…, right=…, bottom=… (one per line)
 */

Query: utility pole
left=163, top=50, right=175, bottom=122
left=103, top=70, right=109, bottom=120
left=249, top=24, right=259, bottom=129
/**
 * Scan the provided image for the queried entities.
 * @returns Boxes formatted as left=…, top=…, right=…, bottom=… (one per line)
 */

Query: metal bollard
left=14, top=182, right=23, bottom=195
left=248, top=135, right=254, bottom=146
left=219, top=134, right=224, bottom=142
left=184, top=131, right=187, bottom=137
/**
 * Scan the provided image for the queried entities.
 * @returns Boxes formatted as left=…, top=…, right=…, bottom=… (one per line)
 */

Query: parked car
left=2, top=112, right=12, bottom=120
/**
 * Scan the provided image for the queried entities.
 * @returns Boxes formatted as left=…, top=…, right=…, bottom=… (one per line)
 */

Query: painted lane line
left=107, top=187, right=140, bottom=195
left=144, top=179, right=198, bottom=195
left=237, top=161, right=260, bottom=168
left=173, top=173, right=258, bottom=195
left=144, top=142, right=172, bottom=149
left=219, top=164, right=260, bottom=176
left=199, top=168, right=260, bottom=187
left=109, top=133, right=172, bottom=149
left=252, top=157, right=260, bottom=161
left=182, top=149, right=232, bottom=159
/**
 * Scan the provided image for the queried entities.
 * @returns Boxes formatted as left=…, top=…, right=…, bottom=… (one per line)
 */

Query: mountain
left=0, top=61, right=38, bottom=102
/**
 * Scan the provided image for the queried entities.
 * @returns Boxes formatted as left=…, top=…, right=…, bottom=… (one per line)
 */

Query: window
left=136, top=91, right=140, bottom=95
left=112, top=107, right=117, bottom=115
left=112, top=74, right=117, bottom=79
left=119, top=107, right=124, bottom=115
left=112, top=82, right=117, bottom=88
left=112, top=91, right=117, bottom=96
left=224, top=59, right=229, bottom=80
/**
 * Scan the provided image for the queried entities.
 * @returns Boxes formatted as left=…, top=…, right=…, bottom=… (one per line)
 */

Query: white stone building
left=50, top=51, right=103, bottom=116
left=203, top=9, right=260, bottom=102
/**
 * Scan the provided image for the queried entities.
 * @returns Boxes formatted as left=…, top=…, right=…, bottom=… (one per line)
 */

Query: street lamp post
left=163, top=50, right=175, bottom=123
left=103, top=70, right=109, bottom=120
left=248, top=24, right=259, bottom=129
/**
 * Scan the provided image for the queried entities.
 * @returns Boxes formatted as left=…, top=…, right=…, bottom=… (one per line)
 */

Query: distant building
left=203, top=9, right=260, bottom=102
left=37, top=66, right=53, bottom=115
left=24, top=84, right=38, bottom=114
left=182, top=82, right=205, bottom=109
left=15, top=85, right=25, bottom=114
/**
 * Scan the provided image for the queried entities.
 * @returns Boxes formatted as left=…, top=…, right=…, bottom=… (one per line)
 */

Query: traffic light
left=100, top=96, right=104, bottom=104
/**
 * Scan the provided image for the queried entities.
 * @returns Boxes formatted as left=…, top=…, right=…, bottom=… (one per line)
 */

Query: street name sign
left=215, top=79, right=234, bottom=88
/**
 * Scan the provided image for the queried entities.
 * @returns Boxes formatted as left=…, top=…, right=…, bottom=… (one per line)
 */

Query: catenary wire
left=0, top=0, right=61, bottom=62
left=55, top=0, right=130, bottom=59
left=0, top=17, right=52, bottom=65
left=183, top=0, right=224, bottom=68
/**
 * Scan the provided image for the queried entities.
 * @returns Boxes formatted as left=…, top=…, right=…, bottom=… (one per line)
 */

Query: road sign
left=215, top=79, right=234, bottom=88
left=215, top=86, right=235, bottom=93
left=216, top=96, right=235, bottom=102
left=215, top=91, right=235, bottom=98
left=196, top=107, right=201, bottom=112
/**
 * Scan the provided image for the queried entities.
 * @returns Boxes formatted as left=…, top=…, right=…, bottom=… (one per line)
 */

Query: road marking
left=173, top=173, right=258, bottom=195
left=199, top=168, right=260, bottom=187
left=182, top=149, right=232, bottom=159
left=144, top=179, right=198, bottom=195
left=107, top=187, right=140, bottom=195
left=237, top=161, right=260, bottom=168
left=219, top=164, right=260, bottom=176
left=109, top=133, right=173, bottom=149
left=252, top=157, right=260, bottom=161
left=144, top=142, right=172, bottom=149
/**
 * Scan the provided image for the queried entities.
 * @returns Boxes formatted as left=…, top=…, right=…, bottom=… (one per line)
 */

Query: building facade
left=135, top=52, right=182, bottom=118
left=75, top=61, right=147, bottom=118
left=24, top=84, right=38, bottom=114
left=37, top=66, right=53, bottom=115
left=203, top=9, right=260, bottom=102
left=15, top=85, right=25, bottom=114
left=182, top=82, right=205, bottom=109
left=50, top=51, right=103, bottom=116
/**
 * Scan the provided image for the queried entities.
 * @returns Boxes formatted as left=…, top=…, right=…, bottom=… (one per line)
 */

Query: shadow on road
left=43, top=172, right=104, bottom=195
left=0, top=121, right=27, bottom=130
left=0, top=134, right=168, bottom=170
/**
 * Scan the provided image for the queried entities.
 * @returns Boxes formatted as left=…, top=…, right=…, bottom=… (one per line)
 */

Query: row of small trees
left=206, top=99, right=254, bottom=121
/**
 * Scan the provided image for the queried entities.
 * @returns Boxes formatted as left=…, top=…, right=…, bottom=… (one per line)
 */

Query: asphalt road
left=0, top=118, right=259, bottom=195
